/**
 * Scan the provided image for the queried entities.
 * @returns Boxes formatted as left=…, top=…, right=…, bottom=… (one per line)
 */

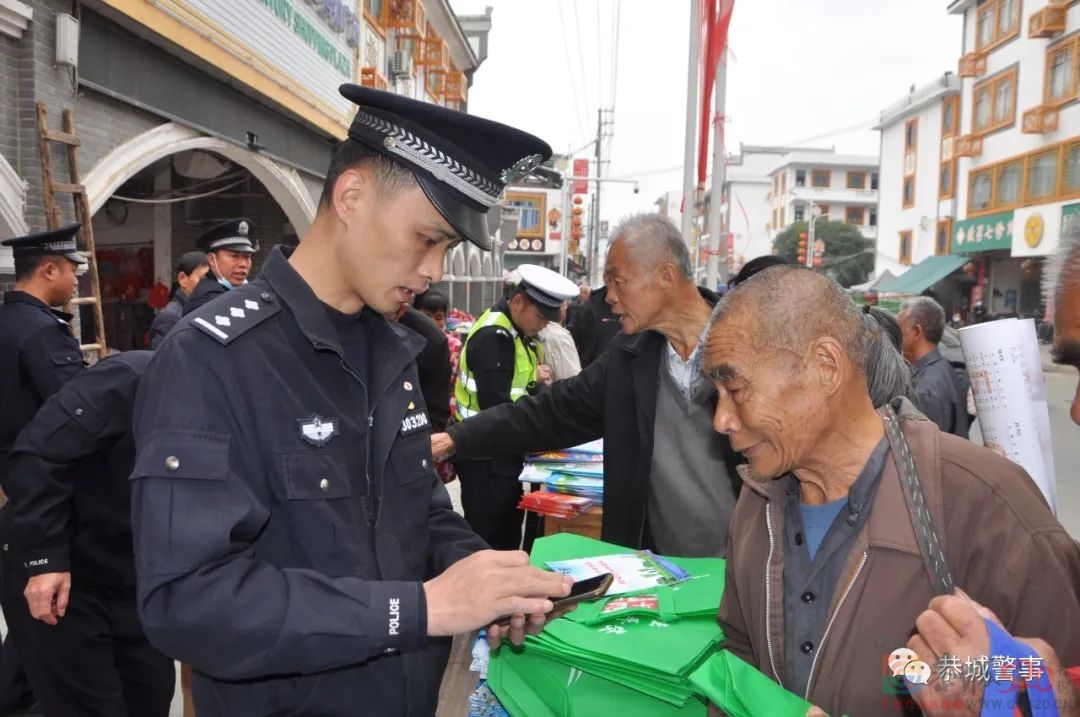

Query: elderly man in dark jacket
left=706, top=266, right=1080, bottom=717
left=433, top=213, right=743, bottom=557
left=898, top=296, right=970, bottom=437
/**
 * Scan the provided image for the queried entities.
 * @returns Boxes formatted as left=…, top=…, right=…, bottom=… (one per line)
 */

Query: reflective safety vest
left=454, top=308, right=542, bottom=421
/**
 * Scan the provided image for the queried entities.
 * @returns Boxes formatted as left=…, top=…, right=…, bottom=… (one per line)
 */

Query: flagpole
left=680, top=0, right=701, bottom=252
left=706, top=53, right=727, bottom=289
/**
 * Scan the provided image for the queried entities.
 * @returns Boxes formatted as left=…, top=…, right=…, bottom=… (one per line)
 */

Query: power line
left=609, top=0, right=621, bottom=112
left=775, top=117, right=879, bottom=149
left=557, top=0, right=589, bottom=144
left=569, top=0, right=592, bottom=124
left=595, top=0, right=603, bottom=109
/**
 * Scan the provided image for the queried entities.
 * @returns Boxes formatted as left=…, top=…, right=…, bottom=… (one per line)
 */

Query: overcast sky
left=453, top=0, right=962, bottom=224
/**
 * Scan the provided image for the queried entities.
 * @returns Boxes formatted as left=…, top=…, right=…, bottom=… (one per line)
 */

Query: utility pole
left=680, top=0, right=701, bottom=251
left=591, top=108, right=614, bottom=285
left=706, top=55, right=727, bottom=289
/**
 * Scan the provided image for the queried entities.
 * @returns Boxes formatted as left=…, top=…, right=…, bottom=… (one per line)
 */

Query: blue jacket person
left=131, top=86, right=571, bottom=716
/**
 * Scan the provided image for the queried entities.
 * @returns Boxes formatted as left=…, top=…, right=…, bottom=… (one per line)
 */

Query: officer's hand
left=537, top=364, right=554, bottom=385
left=431, top=432, right=455, bottom=460
left=24, top=571, right=71, bottom=625
left=424, top=550, right=571, bottom=640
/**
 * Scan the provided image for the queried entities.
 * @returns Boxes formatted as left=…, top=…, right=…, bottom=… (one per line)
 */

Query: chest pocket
left=278, top=452, right=362, bottom=575
left=50, top=347, right=82, bottom=369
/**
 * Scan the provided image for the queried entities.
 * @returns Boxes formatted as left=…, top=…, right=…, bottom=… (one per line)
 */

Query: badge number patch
left=298, top=414, right=340, bottom=447
left=400, top=410, right=429, bottom=437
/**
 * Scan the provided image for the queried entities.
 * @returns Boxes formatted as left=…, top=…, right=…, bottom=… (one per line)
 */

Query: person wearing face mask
left=128, top=86, right=572, bottom=717
left=148, top=251, right=209, bottom=348
left=183, top=219, right=256, bottom=315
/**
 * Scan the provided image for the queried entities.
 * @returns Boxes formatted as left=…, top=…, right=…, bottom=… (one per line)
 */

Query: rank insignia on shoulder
left=190, top=289, right=280, bottom=345
left=400, top=410, right=429, bottom=437
left=298, top=414, right=339, bottom=447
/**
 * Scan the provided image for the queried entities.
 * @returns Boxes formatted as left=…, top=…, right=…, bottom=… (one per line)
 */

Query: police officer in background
left=5, top=350, right=174, bottom=716
left=130, top=86, right=571, bottom=717
left=0, top=224, right=86, bottom=715
left=183, top=218, right=256, bottom=314
left=454, top=264, right=578, bottom=550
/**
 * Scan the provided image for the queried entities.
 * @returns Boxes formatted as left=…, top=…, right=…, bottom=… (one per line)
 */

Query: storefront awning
left=878, top=255, right=967, bottom=295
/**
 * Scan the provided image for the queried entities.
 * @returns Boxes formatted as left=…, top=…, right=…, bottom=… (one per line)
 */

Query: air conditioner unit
left=390, top=49, right=413, bottom=78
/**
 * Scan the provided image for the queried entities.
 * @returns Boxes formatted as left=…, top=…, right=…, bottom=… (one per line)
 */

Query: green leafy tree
left=773, top=220, right=875, bottom=288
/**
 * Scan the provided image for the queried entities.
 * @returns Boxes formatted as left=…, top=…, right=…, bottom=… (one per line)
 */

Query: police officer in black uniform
left=183, top=218, right=256, bottom=315
left=0, top=224, right=86, bottom=715
left=5, top=350, right=174, bottom=716
left=131, top=86, right=571, bottom=717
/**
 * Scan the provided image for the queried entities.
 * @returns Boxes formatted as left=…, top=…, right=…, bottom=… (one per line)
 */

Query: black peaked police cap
left=339, top=84, right=553, bottom=251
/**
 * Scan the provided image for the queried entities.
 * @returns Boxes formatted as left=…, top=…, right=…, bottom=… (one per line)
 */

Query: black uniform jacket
left=7, top=351, right=152, bottom=589
left=148, top=294, right=186, bottom=349
left=397, top=307, right=452, bottom=430
left=0, top=291, right=84, bottom=474
left=131, top=248, right=486, bottom=716
left=566, top=286, right=621, bottom=368
left=448, top=288, right=744, bottom=550
left=183, top=274, right=227, bottom=316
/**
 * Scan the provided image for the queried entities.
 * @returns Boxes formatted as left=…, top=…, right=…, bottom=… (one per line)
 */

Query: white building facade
left=767, top=151, right=880, bottom=242
left=876, top=74, right=964, bottom=279
left=722, top=146, right=825, bottom=273
left=945, top=0, right=1080, bottom=317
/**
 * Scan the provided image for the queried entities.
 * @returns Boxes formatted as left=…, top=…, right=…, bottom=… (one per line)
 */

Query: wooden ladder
left=35, top=101, right=107, bottom=356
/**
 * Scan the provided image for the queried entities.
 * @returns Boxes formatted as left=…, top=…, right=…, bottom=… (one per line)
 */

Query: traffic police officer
left=453, top=264, right=578, bottom=549
left=6, top=350, right=174, bottom=716
left=184, top=218, right=257, bottom=314
left=0, top=224, right=85, bottom=714
left=130, top=86, right=571, bottom=717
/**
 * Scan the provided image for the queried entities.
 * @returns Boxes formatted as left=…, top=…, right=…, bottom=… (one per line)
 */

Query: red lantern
left=573, top=196, right=584, bottom=205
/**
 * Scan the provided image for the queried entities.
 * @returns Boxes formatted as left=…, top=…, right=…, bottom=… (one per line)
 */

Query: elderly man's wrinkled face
left=705, top=307, right=824, bottom=479
left=1053, top=282, right=1080, bottom=425
left=603, top=239, right=666, bottom=334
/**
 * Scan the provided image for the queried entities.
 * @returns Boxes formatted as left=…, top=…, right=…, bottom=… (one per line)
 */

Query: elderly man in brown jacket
left=704, top=265, right=1080, bottom=717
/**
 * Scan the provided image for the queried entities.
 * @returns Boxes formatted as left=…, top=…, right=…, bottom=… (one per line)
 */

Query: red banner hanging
left=572, top=158, right=589, bottom=194
left=697, top=0, right=735, bottom=187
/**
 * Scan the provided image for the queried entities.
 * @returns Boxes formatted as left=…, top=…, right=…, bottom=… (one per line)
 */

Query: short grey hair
left=1047, top=215, right=1080, bottom=305
left=610, top=213, right=693, bottom=280
left=711, top=265, right=872, bottom=375
left=901, top=296, right=946, bottom=344
left=862, top=311, right=913, bottom=407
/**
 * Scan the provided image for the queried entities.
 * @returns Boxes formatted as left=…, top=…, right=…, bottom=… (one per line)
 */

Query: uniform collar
left=3, top=290, right=74, bottom=322
left=258, top=247, right=424, bottom=364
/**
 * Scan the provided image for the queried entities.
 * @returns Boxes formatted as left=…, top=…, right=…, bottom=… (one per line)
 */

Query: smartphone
left=552, top=572, right=614, bottom=611
left=493, top=573, right=614, bottom=629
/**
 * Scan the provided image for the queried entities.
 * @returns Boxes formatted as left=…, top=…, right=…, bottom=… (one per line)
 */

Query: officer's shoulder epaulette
left=188, top=287, right=281, bottom=346
left=493, top=327, right=513, bottom=340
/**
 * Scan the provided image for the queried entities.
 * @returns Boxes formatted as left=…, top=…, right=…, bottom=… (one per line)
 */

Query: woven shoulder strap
left=882, top=403, right=955, bottom=596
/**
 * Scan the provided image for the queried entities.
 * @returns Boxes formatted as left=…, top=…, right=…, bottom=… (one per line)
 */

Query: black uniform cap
left=339, top=85, right=553, bottom=252
left=196, top=219, right=257, bottom=254
left=1, top=223, right=87, bottom=265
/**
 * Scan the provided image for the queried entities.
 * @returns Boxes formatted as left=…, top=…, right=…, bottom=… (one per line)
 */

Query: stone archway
left=83, top=123, right=316, bottom=234
left=0, top=154, right=29, bottom=272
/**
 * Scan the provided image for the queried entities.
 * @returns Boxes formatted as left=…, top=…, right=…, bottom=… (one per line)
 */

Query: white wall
left=878, top=97, right=956, bottom=277
left=726, top=179, right=772, bottom=262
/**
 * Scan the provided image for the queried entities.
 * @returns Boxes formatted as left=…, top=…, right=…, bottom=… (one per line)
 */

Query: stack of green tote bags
left=488, top=533, right=817, bottom=717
